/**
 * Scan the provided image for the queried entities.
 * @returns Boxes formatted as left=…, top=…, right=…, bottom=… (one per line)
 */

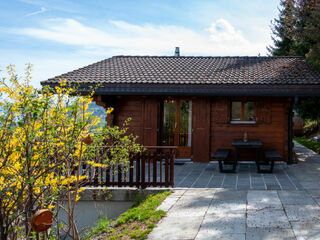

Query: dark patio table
left=232, top=139, right=263, bottom=171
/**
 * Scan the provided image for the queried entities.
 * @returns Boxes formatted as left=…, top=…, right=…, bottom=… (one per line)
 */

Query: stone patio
left=148, top=142, right=320, bottom=240
left=174, top=141, right=320, bottom=190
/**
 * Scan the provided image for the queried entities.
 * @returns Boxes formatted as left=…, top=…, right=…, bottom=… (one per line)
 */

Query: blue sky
left=0, top=0, right=280, bottom=87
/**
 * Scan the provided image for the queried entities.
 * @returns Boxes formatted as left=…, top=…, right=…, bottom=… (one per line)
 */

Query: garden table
left=232, top=139, right=263, bottom=171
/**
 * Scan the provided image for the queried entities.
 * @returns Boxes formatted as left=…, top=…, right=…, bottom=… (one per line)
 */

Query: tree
left=268, top=0, right=297, bottom=56
left=269, top=0, right=320, bottom=127
left=0, top=64, right=142, bottom=240
left=304, top=2, right=320, bottom=70
left=295, top=97, right=320, bottom=131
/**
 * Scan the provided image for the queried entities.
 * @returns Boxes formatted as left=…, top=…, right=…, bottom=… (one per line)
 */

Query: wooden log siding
left=96, top=95, right=291, bottom=163
left=210, top=97, right=290, bottom=162
left=79, top=148, right=175, bottom=188
left=192, top=97, right=211, bottom=162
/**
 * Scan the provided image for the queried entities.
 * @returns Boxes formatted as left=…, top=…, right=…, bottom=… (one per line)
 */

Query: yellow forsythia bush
left=0, top=64, right=142, bottom=240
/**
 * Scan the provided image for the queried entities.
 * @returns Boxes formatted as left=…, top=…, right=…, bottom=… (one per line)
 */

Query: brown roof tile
left=42, top=56, right=320, bottom=86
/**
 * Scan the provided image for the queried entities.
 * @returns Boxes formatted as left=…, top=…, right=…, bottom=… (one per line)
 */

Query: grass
left=85, top=191, right=171, bottom=240
left=295, top=136, right=320, bottom=154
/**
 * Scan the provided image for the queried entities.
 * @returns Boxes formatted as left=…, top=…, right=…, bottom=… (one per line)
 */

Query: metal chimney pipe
left=174, top=47, right=180, bottom=57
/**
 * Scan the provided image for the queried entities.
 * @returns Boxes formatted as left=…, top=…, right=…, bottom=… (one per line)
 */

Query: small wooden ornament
left=82, top=135, right=93, bottom=145
left=243, top=132, right=248, bottom=142
left=31, top=209, right=53, bottom=232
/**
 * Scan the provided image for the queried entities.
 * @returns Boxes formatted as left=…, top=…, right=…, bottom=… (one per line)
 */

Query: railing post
left=88, top=163, right=92, bottom=186
left=153, top=153, right=157, bottom=187
left=170, top=149, right=175, bottom=188
left=81, top=162, right=88, bottom=186
left=94, top=165, right=99, bottom=186
left=129, top=157, right=134, bottom=187
left=105, top=166, right=110, bottom=186
left=136, top=152, right=141, bottom=188
left=118, top=165, right=122, bottom=187
left=165, top=154, right=169, bottom=187
left=141, top=154, right=146, bottom=189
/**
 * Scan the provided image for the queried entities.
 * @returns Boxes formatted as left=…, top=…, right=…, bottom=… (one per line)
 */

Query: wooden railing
left=80, top=146, right=176, bottom=189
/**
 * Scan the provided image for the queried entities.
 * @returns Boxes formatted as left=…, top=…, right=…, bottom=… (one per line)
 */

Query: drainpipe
left=288, top=97, right=294, bottom=164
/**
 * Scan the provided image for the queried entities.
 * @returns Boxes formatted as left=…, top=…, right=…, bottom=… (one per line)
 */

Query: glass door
left=161, top=99, right=192, bottom=158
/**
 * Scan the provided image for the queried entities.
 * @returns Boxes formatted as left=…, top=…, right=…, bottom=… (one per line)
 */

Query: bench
left=256, top=149, right=281, bottom=173
left=211, top=149, right=235, bottom=173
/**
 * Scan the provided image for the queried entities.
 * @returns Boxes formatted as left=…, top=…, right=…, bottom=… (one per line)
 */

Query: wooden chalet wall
left=113, top=96, right=158, bottom=146
left=96, top=95, right=291, bottom=163
left=211, top=97, right=291, bottom=162
left=192, top=97, right=211, bottom=162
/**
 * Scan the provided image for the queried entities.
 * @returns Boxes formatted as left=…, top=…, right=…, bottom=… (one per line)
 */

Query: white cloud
left=11, top=18, right=271, bottom=56
left=24, top=7, right=47, bottom=17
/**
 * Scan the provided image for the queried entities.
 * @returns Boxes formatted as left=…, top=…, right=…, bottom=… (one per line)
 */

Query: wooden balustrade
left=78, top=146, right=176, bottom=189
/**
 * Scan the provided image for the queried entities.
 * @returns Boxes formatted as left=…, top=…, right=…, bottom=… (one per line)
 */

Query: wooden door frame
left=158, top=97, right=192, bottom=158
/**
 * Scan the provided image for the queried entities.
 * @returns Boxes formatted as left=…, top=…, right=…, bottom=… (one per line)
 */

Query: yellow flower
left=48, top=204, right=55, bottom=210
left=106, top=107, right=114, bottom=114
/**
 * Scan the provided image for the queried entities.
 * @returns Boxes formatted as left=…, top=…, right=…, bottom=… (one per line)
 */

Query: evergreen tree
left=268, top=0, right=297, bottom=56
left=293, top=0, right=316, bottom=56
left=304, top=2, right=320, bottom=70
left=269, top=0, right=320, bottom=131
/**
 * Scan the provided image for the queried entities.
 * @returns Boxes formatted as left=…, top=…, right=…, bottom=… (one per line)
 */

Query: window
left=231, top=101, right=255, bottom=123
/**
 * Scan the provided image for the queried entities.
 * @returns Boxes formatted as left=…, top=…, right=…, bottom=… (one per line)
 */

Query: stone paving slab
left=156, top=189, right=186, bottom=211
left=291, top=221, right=320, bottom=240
left=207, top=200, right=246, bottom=216
left=285, top=204, right=320, bottom=222
left=278, top=190, right=316, bottom=205
left=171, top=141, right=319, bottom=190
left=148, top=143, right=320, bottom=240
left=306, top=189, right=320, bottom=198
left=148, top=216, right=203, bottom=240
left=212, top=189, right=247, bottom=200
left=149, top=189, right=320, bottom=240
left=196, top=232, right=245, bottom=240
left=246, top=228, right=296, bottom=240
left=247, top=209, right=291, bottom=228
left=200, top=213, right=246, bottom=234
left=247, top=190, right=282, bottom=210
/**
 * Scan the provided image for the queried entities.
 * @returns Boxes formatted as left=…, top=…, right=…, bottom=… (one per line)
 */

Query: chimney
left=174, top=47, right=180, bottom=57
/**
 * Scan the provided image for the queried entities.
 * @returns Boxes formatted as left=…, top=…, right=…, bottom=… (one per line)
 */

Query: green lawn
left=85, top=191, right=171, bottom=240
left=295, top=136, right=320, bottom=154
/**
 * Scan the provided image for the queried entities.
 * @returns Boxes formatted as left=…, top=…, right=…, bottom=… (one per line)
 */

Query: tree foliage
left=0, top=64, right=142, bottom=240
left=295, top=97, right=320, bottom=127
left=269, top=0, right=320, bottom=68
left=268, top=0, right=298, bottom=56
left=269, top=0, right=320, bottom=126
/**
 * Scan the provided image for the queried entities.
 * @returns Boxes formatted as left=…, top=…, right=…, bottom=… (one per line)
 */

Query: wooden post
left=159, top=154, right=163, bottom=184
left=129, top=158, right=134, bottom=187
left=94, top=165, right=99, bottom=186
left=170, top=149, right=175, bottom=187
left=118, top=165, right=122, bottom=187
left=105, top=166, right=110, bottom=186
left=153, top=154, right=157, bottom=187
left=141, top=154, right=146, bottom=189
left=136, top=153, right=141, bottom=188
left=165, top=154, right=169, bottom=187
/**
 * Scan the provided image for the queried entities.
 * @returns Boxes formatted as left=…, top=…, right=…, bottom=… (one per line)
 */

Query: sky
left=0, top=0, right=281, bottom=87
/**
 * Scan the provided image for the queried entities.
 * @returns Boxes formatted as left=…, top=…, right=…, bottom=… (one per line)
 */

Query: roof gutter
left=41, top=82, right=320, bottom=97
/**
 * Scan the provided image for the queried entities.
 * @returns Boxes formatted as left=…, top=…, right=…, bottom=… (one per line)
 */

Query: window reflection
left=231, top=102, right=241, bottom=120
left=231, top=101, right=255, bottom=122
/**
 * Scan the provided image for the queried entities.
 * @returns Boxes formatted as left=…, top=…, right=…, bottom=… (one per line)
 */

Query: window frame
left=230, top=100, right=256, bottom=124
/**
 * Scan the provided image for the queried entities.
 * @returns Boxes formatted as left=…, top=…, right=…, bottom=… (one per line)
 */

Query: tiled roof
left=42, top=56, right=320, bottom=85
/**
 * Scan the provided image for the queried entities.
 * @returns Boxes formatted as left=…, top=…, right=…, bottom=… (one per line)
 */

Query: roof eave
left=40, top=82, right=320, bottom=97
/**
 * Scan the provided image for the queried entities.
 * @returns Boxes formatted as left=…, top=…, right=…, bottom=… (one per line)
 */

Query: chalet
left=41, top=50, right=320, bottom=166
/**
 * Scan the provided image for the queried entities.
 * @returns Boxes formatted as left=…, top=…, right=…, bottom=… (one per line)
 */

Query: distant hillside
left=88, top=103, right=107, bottom=128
